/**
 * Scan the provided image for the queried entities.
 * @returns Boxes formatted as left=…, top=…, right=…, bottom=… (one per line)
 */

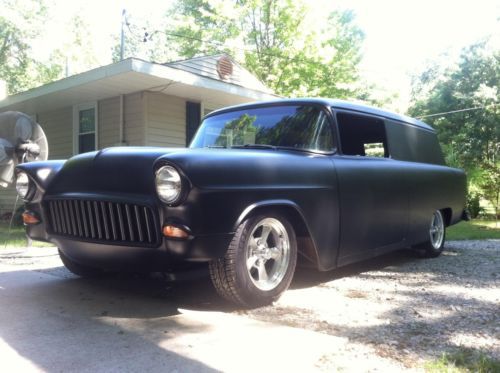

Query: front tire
left=58, top=249, right=104, bottom=277
left=415, top=210, right=446, bottom=258
left=209, top=213, right=297, bottom=308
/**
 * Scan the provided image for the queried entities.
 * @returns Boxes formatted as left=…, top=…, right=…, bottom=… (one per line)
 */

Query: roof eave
left=0, top=58, right=277, bottom=110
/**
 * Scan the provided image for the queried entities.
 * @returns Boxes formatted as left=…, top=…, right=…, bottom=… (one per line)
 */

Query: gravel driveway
left=243, top=240, right=500, bottom=370
left=0, top=239, right=498, bottom=371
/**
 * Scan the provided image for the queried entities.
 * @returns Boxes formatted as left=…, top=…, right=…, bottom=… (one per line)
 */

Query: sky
left=31, top=0, right=500, bottom=112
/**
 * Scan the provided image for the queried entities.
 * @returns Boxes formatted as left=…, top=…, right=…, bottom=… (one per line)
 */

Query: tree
left=409, top=41, right=499, bottom=217
left=166, top=0, right=365, bottom=98
left=0, top=0, right=61, bottom=94
left=111, top=12, right=182, bottom=64
left=61, top=15, right=98, bottom=76
left=478, top=161, right=499, bottom=219
left=409, top=41, right=499, bottom=168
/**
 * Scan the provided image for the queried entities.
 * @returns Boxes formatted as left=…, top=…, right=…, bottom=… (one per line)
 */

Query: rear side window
left=336, top=112, right=389, bottom=158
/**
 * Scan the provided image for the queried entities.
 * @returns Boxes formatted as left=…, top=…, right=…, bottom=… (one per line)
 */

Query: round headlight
left=155, top=165, right=183, bottom=204
left=16, top=172, right=31, bottom=200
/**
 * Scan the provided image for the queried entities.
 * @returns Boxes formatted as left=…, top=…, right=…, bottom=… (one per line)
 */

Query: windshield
left=190, top=105, right=334, bottom=152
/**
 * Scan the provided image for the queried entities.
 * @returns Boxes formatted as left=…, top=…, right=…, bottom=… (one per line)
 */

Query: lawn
left=447, top=220, right=500, bottom=240
left=0, top=222, right=53, bottom=248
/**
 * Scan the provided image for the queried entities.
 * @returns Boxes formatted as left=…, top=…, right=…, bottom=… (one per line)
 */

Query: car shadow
left=0, top=267, right=221, bottom=372
left=30, top=248, right=421, bottom=313
left=291, top=248, right=418, bottom=290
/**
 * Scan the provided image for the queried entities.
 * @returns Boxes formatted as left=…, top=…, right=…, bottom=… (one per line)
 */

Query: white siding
left=203, top=98, right=232, bottom=116
left=98, top=96, right=120, bottom=148
left=98, top=93, right=147, bottom=148
left=38, top=107, right=73, bottom=159
left=124, top=92, right=145, bottom=146
left=145, top=92, right=186, bottom=147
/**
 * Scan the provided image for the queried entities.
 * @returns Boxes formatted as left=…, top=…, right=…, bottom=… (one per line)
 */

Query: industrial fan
left=0, top=111, right=49, bottom=188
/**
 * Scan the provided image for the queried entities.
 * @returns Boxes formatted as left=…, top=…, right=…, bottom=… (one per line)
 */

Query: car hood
left=45, top=147, right=183, bottom=196
left=42, top=146, right=331, bottom=195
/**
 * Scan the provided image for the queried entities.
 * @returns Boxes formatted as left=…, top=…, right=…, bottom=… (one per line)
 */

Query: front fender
left=233, top=199, right=322, bottom=269
left=16, top=160, right=66, bottom=193
left=234, top=199, right=307, bottom=230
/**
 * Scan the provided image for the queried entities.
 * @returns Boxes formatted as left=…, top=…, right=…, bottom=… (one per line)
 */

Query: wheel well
left=242, top=204, right=320, bottom=268
left=441, top=208, right=452, bottom=226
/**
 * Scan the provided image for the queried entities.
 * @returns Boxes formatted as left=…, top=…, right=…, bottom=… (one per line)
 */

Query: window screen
left=336, top=112, right=389, bottom=157
left=78, top=108, right=96, bottom=153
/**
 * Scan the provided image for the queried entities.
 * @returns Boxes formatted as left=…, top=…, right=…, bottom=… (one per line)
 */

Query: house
left=0, top=54, right=277, bottom=214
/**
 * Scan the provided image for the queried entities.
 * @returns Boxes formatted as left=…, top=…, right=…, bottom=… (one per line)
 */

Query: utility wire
left=417, top=103, right=498, bottom=119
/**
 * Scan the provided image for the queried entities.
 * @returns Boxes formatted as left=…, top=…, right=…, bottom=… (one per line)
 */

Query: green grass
left=0, top=222, right=53, bottom=248
left=447, top=220, right=500, bottom=240
left=425, top=348, right=500, bottom=373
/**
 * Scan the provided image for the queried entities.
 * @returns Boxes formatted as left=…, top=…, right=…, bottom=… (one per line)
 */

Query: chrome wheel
left=246, top=217, right=291, bottom=291
left=429, top=210, right=445, bottom=249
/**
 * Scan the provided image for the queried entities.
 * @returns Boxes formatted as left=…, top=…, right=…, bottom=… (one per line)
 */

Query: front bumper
left=24, top=194, right=233, bottom=272
left=52, top=233, right=232, bottom=271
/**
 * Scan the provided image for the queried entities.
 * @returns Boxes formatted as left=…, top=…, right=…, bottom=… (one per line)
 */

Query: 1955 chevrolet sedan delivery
left=16, top=98, right=467, bottom=307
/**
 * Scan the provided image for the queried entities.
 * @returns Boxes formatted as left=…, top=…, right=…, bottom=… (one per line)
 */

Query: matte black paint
left=17, top=98, right=466, bottom=272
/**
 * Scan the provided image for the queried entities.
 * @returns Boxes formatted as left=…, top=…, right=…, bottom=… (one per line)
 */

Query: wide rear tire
left=209, top=213, right=297, bottom=308
left=415, top=210, right=446, bottom=258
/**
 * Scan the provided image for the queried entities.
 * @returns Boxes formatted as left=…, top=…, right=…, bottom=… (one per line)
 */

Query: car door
left=332, top=110, right=409, bottom=266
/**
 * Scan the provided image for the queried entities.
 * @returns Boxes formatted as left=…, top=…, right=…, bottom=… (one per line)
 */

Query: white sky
left=31, top=0, right=499, bottom=112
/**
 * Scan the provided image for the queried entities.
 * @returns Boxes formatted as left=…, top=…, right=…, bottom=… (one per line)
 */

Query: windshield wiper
left=204, top=145, right=226, bottom=148
left=230, top=144, right=277, bottom=150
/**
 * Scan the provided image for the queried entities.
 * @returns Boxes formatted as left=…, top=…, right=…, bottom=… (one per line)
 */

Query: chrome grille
left=46, top=199, right=158, bottom=245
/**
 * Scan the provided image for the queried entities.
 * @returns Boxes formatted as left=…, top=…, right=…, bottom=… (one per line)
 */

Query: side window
left=74, top=103, right=97, bottom=154
left=336, top=112, right=389, bottom=158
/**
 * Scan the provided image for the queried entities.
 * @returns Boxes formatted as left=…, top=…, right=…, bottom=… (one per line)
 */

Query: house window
left=74, top=103, right=97, bottom=154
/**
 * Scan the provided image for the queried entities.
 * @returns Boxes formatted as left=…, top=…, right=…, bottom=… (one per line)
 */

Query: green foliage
left=409, top=41, right=499, bottom=211
left=477, top=161, right=500, bottom=219
left=168, top=0, right=365, bottom=98
left=409, top=41, right=499, bottom=168
left=0, top=0, right=61, bottom=94
left=466, top=191, right=482, bottom=219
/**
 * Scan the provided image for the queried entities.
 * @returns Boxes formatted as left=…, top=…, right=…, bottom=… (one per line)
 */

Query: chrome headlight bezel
left=155, top=165, right=186, bottom=205
left=16, top=171, right=34, bottom=201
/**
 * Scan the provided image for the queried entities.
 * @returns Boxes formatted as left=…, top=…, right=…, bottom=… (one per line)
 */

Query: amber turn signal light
left=22, top=211, right=40, bottom=225
left=162, top=225, right=189, bottom=239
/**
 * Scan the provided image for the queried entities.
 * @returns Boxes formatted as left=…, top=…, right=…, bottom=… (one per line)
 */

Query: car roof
left=205, top=98, right=434, bottom=131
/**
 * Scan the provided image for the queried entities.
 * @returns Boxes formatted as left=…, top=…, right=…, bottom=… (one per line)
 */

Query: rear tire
left=209, top=213, right=297, bottom=308
left=58, top=249, right=103, bottom=277
left=414, top=210, right=446, bottom=258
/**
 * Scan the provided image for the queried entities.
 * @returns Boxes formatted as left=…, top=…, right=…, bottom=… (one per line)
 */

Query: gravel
left=1, top=240, right=498, bottom=371
left=238, top=240, right=500, bottom=369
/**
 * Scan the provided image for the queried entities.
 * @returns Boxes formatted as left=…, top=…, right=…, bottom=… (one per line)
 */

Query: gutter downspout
left=119, top=94, right=124, bottom=144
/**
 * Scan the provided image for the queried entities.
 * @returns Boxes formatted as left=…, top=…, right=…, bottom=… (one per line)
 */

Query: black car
left=16, top=98, right=467, bottom=307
